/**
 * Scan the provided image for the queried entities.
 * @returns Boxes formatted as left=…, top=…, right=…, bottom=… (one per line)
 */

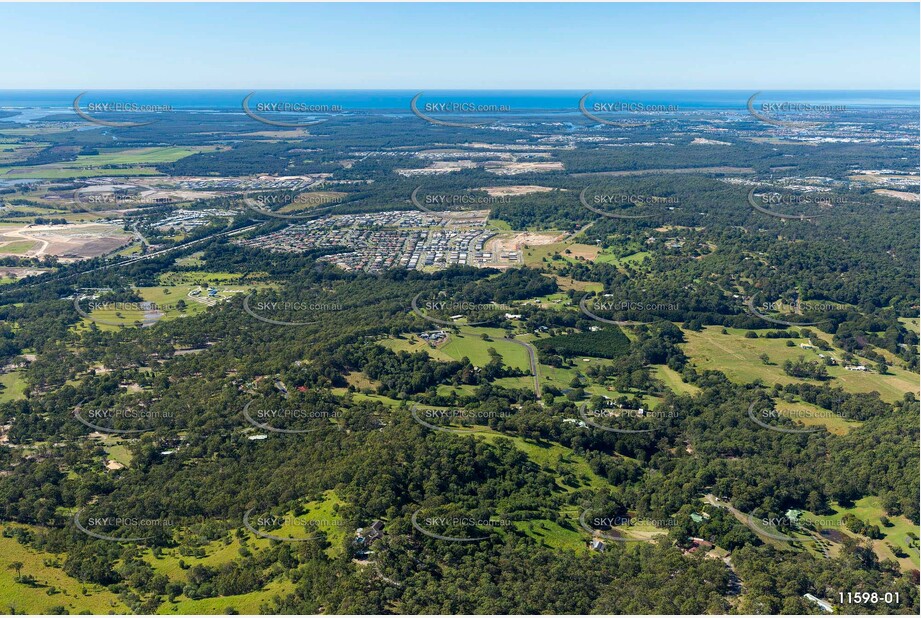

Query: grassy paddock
left=682, top=326, right=919, bottom=403
left=0, top=526, right=128, bottom=614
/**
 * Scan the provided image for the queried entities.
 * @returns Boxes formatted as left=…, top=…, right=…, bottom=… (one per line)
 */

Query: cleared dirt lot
left=873, top=189, right=919, bottom=202
left=486, top=161, right=564, bottom=175
left=479, top=185, right=557, bottom=197
left=0, top=222, right=132, bottom=261
left=480, top=231, right=562, bottom=268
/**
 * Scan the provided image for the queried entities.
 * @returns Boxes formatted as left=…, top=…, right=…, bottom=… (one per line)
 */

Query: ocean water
left=0, top=90, right=917, bottom=116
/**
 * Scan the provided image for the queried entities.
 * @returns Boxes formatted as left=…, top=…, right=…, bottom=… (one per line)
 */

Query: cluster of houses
left=154, top=208, right=238, bottom=230
left=421, top=229, right=492, bottom=268
left=799, top=343, right=846, bottom=366
left=235, top=209, right=508, bottom=273
left=419, top=331, right=447, bottom=345
left=799, top=342, right=879, bottom=372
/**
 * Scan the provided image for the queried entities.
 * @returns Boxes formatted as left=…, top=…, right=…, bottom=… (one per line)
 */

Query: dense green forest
left=0, top=103, right=918, bottom=615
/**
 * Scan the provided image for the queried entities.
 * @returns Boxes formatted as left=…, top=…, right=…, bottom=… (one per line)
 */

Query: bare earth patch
left=0, top=223, right=132, bottom=261
left=482, top=231, right=561, bottom=269
left=691, top=137, right=732, bottom=146
left=479, top=185, right=557, bottom=197
left=486, top=161, right=564, bottom=175
left=873, top=189, right=919, bottom=202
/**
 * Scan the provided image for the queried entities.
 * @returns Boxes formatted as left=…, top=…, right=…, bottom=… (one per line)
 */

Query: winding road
left=506, top=337, right=541, bottom=399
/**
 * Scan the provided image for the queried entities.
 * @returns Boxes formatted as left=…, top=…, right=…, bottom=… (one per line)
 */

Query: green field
left=898, top=317, right=919, bottom=334
left=513, top=513, right=587, bottom=552
left=801, top=496, right=919, bottom=571
left=76, top=282, right=254, bottom=331
left=0, top=146, right=205, bottom=180
left=71, top=146, right=205, bottom=166
left=475, top=428, right=628, bottom=489
left=435, top=383, right=481, bottom=397
left=593, top=250, right=651, bottom=266
left=0, top=526, right=128, bottom=614
left=536, top=356, right=661, bottom=409
left=772, top=399, right=862, bottom=435
left=682, top=326, right=920, bottom=403
left=0, top=370, right=27, bottom=403
left=472, top=431, right=656, bottom=550
left=254, top=490, right=348, bottom=553
left=158, top=579, right=296, bottom=615
left=0, top=240, right=37, bottom=255
left=0, top=142, right=49, bottom=164
left=440, top=328, right=531, bottom=370
left=380, top=335, right=455, bottom=363
left=523, top=242, right=597, bottom=267
left=652, top=365, right=701, bottom=396
left=158, top=270, right=264, bottom=286
left=382, top=328, right=531, bottom=371
left=94, top=434, right=134, bottom=467
left=0, top=166, right=162, bottom=179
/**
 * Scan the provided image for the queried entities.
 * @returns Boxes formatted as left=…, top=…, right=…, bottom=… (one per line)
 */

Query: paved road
left=8, top=223, right=261, bottom=292
left=112, top=224, right=260, bottom=269
left=563, top=221, right=594, bottom=243
left=506, top=337, right=541, bottom=399
left=131, top=222, right=151, bottom=247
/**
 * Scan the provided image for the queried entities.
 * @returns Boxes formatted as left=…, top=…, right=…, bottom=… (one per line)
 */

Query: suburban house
left=356, top=520, right=385, bottom=547
left=803, top=593, right=834, bottom=613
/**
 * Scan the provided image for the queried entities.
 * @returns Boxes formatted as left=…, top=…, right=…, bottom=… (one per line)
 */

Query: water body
left=0, top=90, right=917, bottom=117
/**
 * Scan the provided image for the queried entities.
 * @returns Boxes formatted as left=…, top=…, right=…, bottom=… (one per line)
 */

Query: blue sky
left=1, top=3, right=917, bottom=89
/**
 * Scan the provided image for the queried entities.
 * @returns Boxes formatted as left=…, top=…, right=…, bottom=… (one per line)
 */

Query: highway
left=5, top=223, right=263, bottom=292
